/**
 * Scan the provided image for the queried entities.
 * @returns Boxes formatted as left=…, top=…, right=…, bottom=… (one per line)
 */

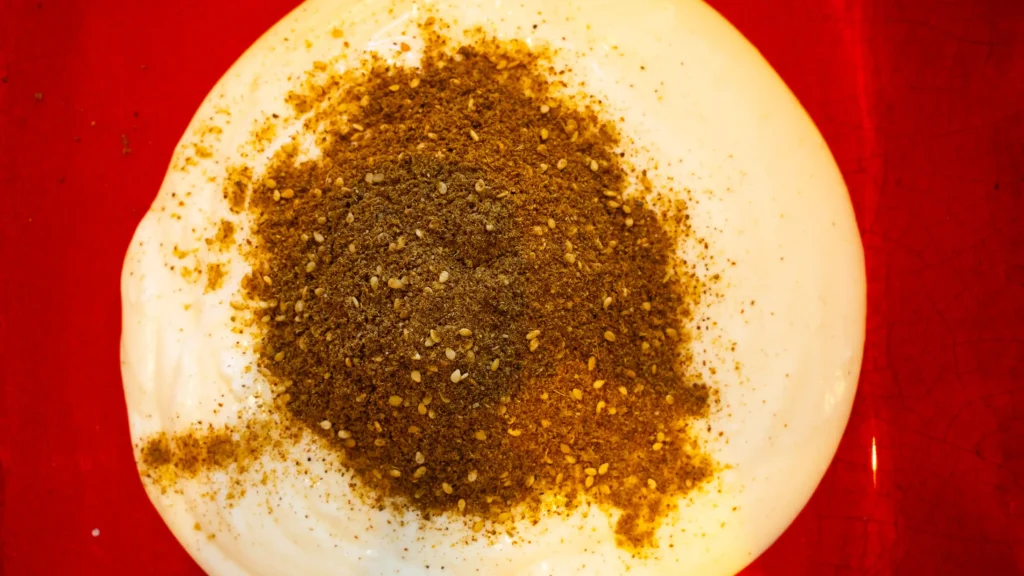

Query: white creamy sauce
left=120, top=0, right=865, bottom=574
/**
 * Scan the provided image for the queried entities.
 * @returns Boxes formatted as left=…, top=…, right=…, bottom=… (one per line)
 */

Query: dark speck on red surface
left=1, top=0, right=1022, bottom=574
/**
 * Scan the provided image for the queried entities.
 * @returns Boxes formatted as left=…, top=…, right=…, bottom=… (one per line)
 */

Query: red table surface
left=2, top=0, right=1022, bottom=573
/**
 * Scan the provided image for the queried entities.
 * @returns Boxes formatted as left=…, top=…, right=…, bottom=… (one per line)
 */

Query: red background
left=1, top=0, right=1022, bottom=573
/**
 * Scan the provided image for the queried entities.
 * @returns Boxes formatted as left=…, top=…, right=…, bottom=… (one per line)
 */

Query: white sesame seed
left=445, top=348, right=457, bottom=360
left=450, top=369, right=462, bottom=383
left=411, top=370, right=422, bottom=383
left=526, top=329, right=541, bottom=340
left=439, top=270, right=450, bottom=283
left=470, top=129, right=480, bottom=141
left=319, top=420, right=332, bottom=430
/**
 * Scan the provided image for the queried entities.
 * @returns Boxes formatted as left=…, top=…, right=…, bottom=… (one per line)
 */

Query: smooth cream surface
left=120, top=1, right=865, bottom=574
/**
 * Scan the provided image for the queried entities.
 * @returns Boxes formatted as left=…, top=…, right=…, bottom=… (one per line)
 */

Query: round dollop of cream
left=120, top=0, right=865, bottom=574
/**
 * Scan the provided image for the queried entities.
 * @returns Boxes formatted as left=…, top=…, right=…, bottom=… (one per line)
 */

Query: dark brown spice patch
left=239, top=27, right=715, bottom=549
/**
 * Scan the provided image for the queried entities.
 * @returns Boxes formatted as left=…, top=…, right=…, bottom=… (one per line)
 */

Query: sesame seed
left=547, top=218, right=556, bottom=229
left=540, top=128, right=549, bottom=140
left=439, top=270, right=450, bottom=283
left=556, top=158, right=568, bottom=170
left=588, top=356, right=597, bottom=371
left=337, top=429, right=351, bottom=439
left=437, top=181, right=448, bottom=194
left=274, top=351, right=285, bottom=361
left=417, top=403, right=427, bottom=415
left=603, top=296, right=613, bottom=309
left=665, top=394, right=675, bottom=404
left=263, top=275, right=273, bottom=285
left=389, top=395, right=404, bottom=407
left=571, top=388, right=583, bottom=400
left=592, top=380, right=605, bottom=389
left=387, top=277, right=403, bottom=289
left=265, top=179, right=277, bottom=189
left=346, top=212, right=354, bottom=224
left=313, top=231, right=325, bottom=243
left=642, top=302, right=652, bottom=311
left=409, top=77, right=421, bottom=88
left=474, top=430, right=487, bottom=441
left=458, top=499, right=467, bottom=511
left=596, top=400, right=606, bottom=414
left=389, top=468, right=402, bottom=477
left=450, top=369, right=462, bottom=383
left=540, top=419, right=551, bottom=427
left=472, top=521, right=484, bottom=533
left=414, top=451, right=425, bottom=464
left=585, top=476, right=595, bottom=488
left=618, top=386, right=629, bottom=396
left=374, top=438, right=387, bottom=447
left=563, top=253, right=576, bottom=264
left=507, top=428, right=522, bottom=436
left=467, top=470, right=478, bottom=482
left=475, top=179, right=485, bottom=192
left=445, top=348, right=457, bottom=360
left=604, top=331, right=616, bottom=342
left=414, top=466, right=427, bottom=478
left=470, top=129, right=480, bottom=141
left=529, top=339, right=540, bottom=352
left=490, top=358, right=500, bottom=371
left=648, top=478, right=658, bottom=490
left=442, top=482, right=453, bottom=494
left=430, top=329, right=441, bottom=342
left=389, top=84, right=401, bottom=92
left=652, top=442, right=663, bottom=451
left=540, top=104, right=550, bottom=114
left=590, top=160, right=599, bottom=171
left=625, top=217, right=634, bottom=227
left=598, top=463, right=609, bottom=475
left=458, top=328, right=472, bottom=336
left=526, top=329, right=541, bottom=340
left=273, top=190, right=281, bottom=202
left=319, top=420, right=332, bottom=430
left=564, top=455, right=577, bottom=464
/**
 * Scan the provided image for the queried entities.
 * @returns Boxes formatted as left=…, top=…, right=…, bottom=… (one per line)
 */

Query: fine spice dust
left=142, top=21, right=717, bottom=551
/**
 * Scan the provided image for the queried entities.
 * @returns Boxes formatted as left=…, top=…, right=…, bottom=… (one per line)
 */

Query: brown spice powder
left=159, top=26, right=714, bottom=550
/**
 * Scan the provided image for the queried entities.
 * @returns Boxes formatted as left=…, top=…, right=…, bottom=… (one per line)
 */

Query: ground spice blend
left=243, top=29, right=714, bottom=548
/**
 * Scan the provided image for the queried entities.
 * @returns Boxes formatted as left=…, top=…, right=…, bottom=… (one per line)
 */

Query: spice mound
left=244, top=33, right=713, bottom=548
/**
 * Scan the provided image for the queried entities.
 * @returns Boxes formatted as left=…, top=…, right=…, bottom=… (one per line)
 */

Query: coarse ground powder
left=142, top=22, right=717, bottom=551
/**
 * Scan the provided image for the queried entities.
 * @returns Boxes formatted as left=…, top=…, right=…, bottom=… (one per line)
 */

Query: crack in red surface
left=1, top=0, right=1021, bottom=573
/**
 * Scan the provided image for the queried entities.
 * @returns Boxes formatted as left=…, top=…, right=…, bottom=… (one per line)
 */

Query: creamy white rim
left=120, top=0, right=865, bottom=574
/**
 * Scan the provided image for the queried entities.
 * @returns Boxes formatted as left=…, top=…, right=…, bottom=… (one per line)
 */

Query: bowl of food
left=120, top=0, right=865, bottom=574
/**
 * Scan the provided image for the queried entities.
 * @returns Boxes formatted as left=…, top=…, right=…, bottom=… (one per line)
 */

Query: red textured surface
left=1, top=0, right=1022, bottom=573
